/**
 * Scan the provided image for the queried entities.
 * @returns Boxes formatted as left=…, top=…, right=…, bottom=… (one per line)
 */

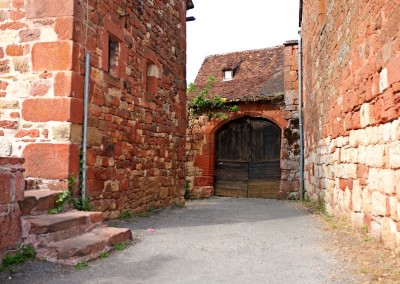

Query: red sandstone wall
left=0, top=157, right=24, bottom=260
left=0, top=0, right=80, bottom=190
left=302, top=0, right=400, bottom=248
left=0, top=0, right=188, bottom=217
left=72, top=0, right=188, bottom=217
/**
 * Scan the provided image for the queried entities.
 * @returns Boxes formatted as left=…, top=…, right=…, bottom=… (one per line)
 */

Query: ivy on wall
left=187, top=76, right=238, bottom=123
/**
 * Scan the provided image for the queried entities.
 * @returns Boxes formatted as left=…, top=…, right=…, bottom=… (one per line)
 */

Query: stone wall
left=301, top=0, right=400, bottom=249
left=185, top=42, right=300, bottom=198
left=0, top=157, right=24, bottom=261
left=73, top=0, right=188, bottom=218
left=0, top=0, right=189, bottom=217
left=0, top=0, right=80, bottom=190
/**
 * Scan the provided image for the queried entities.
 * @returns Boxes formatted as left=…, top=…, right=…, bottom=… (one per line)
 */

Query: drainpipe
left=82, top=52, right=90, bottom=199
left=298, top=30, right=305, bottom=201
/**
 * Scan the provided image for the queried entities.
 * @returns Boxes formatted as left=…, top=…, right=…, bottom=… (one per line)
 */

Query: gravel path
left=0, top=197, right=366, bottom=283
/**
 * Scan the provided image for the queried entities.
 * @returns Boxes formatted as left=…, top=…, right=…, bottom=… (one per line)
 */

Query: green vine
left=48, top=174, right=93, bottom=214
left=187, top=76, right=238, bottom=122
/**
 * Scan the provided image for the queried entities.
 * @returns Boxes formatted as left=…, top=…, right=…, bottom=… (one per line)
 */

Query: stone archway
left=186, top=106, right=291, bottom=199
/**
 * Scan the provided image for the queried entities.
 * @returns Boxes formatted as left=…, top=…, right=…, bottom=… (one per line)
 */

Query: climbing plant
left=187, top=76, right=238, bottom=123
left=48, top=174, right=93, bottom=214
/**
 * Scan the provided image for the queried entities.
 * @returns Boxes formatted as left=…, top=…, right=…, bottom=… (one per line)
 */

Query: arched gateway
left=215, top=117, right=281, bottom=198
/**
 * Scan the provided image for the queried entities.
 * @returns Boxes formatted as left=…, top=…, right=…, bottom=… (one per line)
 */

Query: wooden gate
left=215, top=117, right=281, bottom=198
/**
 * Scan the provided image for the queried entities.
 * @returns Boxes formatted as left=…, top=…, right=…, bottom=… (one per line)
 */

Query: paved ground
left=0, top=197, right=366, bottom=283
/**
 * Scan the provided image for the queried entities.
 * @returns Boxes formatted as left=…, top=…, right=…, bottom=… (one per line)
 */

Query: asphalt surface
left=0, top=197, right=365, bottom=284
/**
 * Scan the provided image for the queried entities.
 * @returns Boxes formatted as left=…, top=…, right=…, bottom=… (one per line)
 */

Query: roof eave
left=186, top=0, right=194, bottom=10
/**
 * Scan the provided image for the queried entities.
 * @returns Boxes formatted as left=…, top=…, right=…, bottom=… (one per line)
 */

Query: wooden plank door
left=215, top=117, right=281, bottom=198
left=215, top=118, right=250, bottom=197
left=247, top=119, right=281, bottom=198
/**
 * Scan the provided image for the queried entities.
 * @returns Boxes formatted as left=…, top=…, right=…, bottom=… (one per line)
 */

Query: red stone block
left=55, top=17, right=73, bottom=40
left=10, top=112, right=19, bottom=118
left=86, top=149, right=97, bottom=166
left=41, top=129, right=48, bottom=138
left=0, top=120, right=17, bottom=129
left=351, top=111, right=361, bottom=129
left=0, top=22, right=27, bottom=30
left=194, top=176, right=214, bottom=187
left=386, top=57, right=400, bottom=86
left=357, top=165, right=369, bottom=186
left=15, top=129, right=40, bottom=138
left=339, top=178, right=353, bottom=191
left=25, top=0, right=74, bottom=19
left=0, top=173, right=11, bottom=204
left=54, top=72, right=72, bottom=97
left=393, top=82, right=400, bottom=94
left=86, top=180, right=104, bottom=198
left=23, top=143, right=79, bottom=179
left=29, top=79, right=51, bottom=96
left=0, top=157, right=24, bottom=166
left=12, top=0, right=23, bottom=9
left=22, top=98, right=83, bottom=123
left=10, top=9, right=24, bottom=21
left=0, top=80, right=7, bottom=90
left=0, top=47, right=3, bottom=59
left=5, top=44, right=23, bottom=56
left=32, top=41, right=72, bottom=71
left=369, top=97, right=383, bottom=125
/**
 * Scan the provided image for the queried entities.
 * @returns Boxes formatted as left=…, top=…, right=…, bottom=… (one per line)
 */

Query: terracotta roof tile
left=192, top=46, right=284, bottom=101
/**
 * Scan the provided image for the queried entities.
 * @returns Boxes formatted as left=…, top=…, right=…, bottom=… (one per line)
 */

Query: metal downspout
left=82, top=52, right=90, bottom=199
left=298, top=30, right=305, bottom=201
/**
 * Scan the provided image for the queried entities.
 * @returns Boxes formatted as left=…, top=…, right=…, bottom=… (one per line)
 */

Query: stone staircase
left=18, top=190, right=132, bottom=266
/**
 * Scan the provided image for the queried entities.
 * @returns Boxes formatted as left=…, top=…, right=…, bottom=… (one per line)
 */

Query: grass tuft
left=112, top=243, right=126, bottom=251
left=1, top=245, right=36, bottom=269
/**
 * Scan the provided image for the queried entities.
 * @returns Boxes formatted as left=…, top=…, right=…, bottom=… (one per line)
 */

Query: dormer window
left=223, top=69, right=233, bottom=81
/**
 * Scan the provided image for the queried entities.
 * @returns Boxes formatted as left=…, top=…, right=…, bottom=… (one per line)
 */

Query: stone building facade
left=0, top=0, right=193, bottom=219
left=186, top=42, right=300, bottom=199
left=301, top=0, right=400, bottom=249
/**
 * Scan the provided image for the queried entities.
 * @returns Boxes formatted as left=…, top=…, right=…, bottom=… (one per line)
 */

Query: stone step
left=38, top=226, right=132, bottom=266
left=97, top=227, right=132, bottom=246
left=18, top=190, right=63, bottom=216
left=22, top=211, right=104, bottom=245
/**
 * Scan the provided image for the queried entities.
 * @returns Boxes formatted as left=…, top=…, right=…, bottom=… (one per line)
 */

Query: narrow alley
left=0, top=198, right=366, bottom=284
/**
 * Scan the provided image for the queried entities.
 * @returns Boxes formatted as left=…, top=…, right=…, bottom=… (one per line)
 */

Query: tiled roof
left=192, top=46, right=284, bottom=101
left=186, top=0, right=194, bottom=10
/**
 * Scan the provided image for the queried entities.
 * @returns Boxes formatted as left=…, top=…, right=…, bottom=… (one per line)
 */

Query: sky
left=186, top=0, right=300, bottom=84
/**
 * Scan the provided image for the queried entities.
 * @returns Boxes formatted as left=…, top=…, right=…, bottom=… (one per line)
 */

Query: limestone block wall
left=0, top=157, right=24, bottom=261
left=301, top=0, right=400, bottom=249
left=0, top=0, right=80, bottom=190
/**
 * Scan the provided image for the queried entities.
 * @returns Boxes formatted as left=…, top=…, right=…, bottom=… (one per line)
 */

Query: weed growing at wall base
left=74, top=262, right=89, bottom=270
left=119, top=210, right=134, bottom=220
left=48, top=174, right=93, bottom=214
left=112, top=243, right=126, bottom=251
left=1, top=245, right=36, bottom=270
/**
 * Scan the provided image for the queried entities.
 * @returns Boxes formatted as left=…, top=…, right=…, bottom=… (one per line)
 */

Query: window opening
left=223, top=69, right=233, bottom=81
left=146, top=63, right=159, bottom=95
left=108, top=36, right=120, bottom=78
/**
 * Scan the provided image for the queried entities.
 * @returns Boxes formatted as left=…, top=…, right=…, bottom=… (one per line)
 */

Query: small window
left=146, top=63, right=159, bottom=95
left=223, top=70, right=233, bottom=81
left=108, top=37, right=120, bottom=78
